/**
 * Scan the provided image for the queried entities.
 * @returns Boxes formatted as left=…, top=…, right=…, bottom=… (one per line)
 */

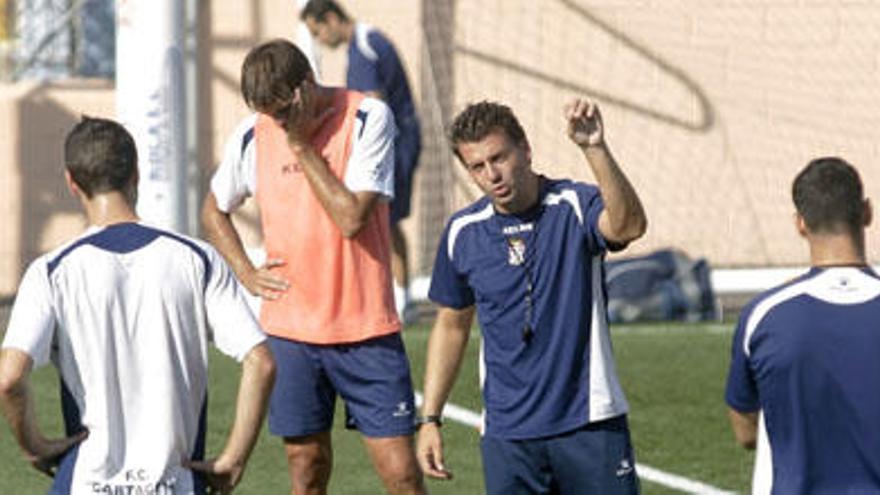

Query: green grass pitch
left=0, top=322, right=753, bottom=493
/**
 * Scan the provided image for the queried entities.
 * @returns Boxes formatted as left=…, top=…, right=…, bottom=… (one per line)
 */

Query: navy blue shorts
left=390, top=127, right=421, bottom=223
left=480, top=415, right=639, bottom=494
left=266, top=333, right=416, bottom=438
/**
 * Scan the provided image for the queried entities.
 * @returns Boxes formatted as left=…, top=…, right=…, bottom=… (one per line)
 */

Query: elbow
left=200, top=196, right=220, bottom=235
left=244, top=343, right=277, bottom=386
left=254, top=349, right=277, bottom=385
left=621, top=215, right=648, bottom=243
left=199, top=203, right=212, bottom=232
left=609, top=216, right=648, bottom=246
left=734, top=432, right=757, bottom=450
left=633, top=215, right=648, bottom=240
left=259, top=360, right=277, bottom=390
left=0, top=373, right=23, bottom=401
left=728, top=409, right=759, bottom=450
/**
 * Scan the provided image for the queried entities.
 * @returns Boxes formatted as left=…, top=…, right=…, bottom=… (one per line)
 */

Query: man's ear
left=519, top=139, right=532, bottom=164
left=795, top=212, right=809, bottom=239
left=64, top=169, right=81, bottom=198
left=863, top=198, right=873, bottom=228
left=125, top=167, right=140, bottom=205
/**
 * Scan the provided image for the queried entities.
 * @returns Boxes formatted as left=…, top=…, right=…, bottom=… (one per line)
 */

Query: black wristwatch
left=415, top=414, right=443, bottom=428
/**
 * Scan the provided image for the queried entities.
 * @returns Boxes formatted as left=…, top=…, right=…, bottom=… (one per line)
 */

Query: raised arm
left=0, top=348, right=87, bottom=477
left=417, top=305, right=476, bottom=480
left=289, top=143, right=382, bottom=238
left=188, top=343, right=275, bottom=491
left=565, top=98, right=647, bottom=246
left=284, top=83, right=388, bottom=238
left=201, top=192, right=289, bottom=300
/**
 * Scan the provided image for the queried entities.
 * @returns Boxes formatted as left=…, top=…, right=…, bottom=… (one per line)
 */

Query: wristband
left=415, top=415, right=443, bottom=428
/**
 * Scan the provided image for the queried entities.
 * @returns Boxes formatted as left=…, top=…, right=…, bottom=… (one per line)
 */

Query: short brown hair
left=240, top=39, right=312, bottom=111
left=300, top=0, right=349, bottom=22
left=792, top=157, right=865, bottom=236
left=448, top=101, right=527, bottom=162
left=64, top=116, right=138, bottom=198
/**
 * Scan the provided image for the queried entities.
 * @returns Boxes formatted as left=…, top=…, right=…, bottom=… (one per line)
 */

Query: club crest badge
left=507, top=237, right=526, bottom=266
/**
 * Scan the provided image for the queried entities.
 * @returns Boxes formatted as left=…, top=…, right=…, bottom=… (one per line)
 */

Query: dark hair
left=448, top=101, right=528, bottom=162
left=64, top=116, right=138, bottom=198
left=300, top=0, right=349, bottom=22
left=240, top=39, right=312, bottom=111
left=792, top=157, right=865, bottom=235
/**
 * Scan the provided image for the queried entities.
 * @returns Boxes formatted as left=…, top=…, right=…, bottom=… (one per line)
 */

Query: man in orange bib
left=202, top=39, right=424, bottom=495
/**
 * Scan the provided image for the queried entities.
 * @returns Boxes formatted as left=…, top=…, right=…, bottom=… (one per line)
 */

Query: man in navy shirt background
left=301, top=0, right=422, bottom=322
left=726, top=157, right=880, bottom=494
left=416, top=99, right=647, bottom=493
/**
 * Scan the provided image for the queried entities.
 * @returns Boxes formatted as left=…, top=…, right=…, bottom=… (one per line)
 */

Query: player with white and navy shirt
left=725, top=156, right=880, bottom=494
left=347, top=21, right=421, bottom=223
left=417, top=99, right=646, bottom=494
left=727, top=267, right=880, bottom=494
left=0, top=116, right=274, bottom=495
left=3, top=224, right=266, bottom=494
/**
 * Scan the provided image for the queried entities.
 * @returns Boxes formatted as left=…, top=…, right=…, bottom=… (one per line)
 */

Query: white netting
left=415, top=0, right=880, bottom=273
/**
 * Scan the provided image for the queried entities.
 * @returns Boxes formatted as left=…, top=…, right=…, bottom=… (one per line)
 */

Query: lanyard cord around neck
left=504, top=217, right=539, bottom=343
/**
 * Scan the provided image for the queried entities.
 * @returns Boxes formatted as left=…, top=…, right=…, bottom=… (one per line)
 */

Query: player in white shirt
left=0, top=116, right=275, bottom=494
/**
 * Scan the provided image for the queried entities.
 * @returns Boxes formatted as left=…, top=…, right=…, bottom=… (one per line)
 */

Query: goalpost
left=116, top=0, right=188, bottom=233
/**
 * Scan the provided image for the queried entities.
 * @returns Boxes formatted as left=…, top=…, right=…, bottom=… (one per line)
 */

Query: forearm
left=582, top=143, right=647, bottom=244
left=421, top=308, right=475, bottom=416
left=293, top=145, right=374, bottom=237
left=218, top=344, right=275, bottom=466
left=201, top=194, right=256, bottom=280
left=0, top=351, right=42, bottom=456
left=0, top=380, right=38, bottom=454
left=728, top=408, right=758, bottom=450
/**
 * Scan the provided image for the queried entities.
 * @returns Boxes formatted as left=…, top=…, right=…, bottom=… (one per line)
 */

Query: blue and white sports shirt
left=3, top=222, right=266, bottom=494
left=429, top=178, right=629, bottom=440
left=726, top=266, right=880, bottom=494
left=347, top=23, right=420, bottom=143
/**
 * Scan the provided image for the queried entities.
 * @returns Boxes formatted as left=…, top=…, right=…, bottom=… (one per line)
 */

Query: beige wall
left=2, top=0, right=879, bottom=296
left=446, top=0, right=880, bottom=267
left=0, top=80, right=113, bottom=294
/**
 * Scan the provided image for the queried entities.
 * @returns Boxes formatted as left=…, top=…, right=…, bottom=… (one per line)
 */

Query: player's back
left=347, top=23, right=418, bottom=133
left=745, top=267, right=880, bottom=494
left=46, top=222, right=215, bottom=493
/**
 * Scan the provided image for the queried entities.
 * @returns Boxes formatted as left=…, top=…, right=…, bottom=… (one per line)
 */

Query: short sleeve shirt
left=2, top=223, right=266, bottom=493
left=210, top=97, right=396, bottom=213
left=429, top=178, right=629, bottom=440
left=725, top=266, right=880, bottom=493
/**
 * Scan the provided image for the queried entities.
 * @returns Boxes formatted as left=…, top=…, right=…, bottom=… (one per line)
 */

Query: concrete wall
left=1, top=0, right=879, bottom=296
left=0, top=80, right=114, bottom=294
left=446, top=0, right=880, bottom=267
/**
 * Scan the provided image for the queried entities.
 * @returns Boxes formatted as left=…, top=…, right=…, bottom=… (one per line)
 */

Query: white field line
left=414, top=392, right=737, bottom=495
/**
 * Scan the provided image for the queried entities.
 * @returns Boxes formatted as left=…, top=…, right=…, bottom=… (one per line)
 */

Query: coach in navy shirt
left=726, top=157, right=880, bottom=494
left=417, top=100, right=647, bottom=493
